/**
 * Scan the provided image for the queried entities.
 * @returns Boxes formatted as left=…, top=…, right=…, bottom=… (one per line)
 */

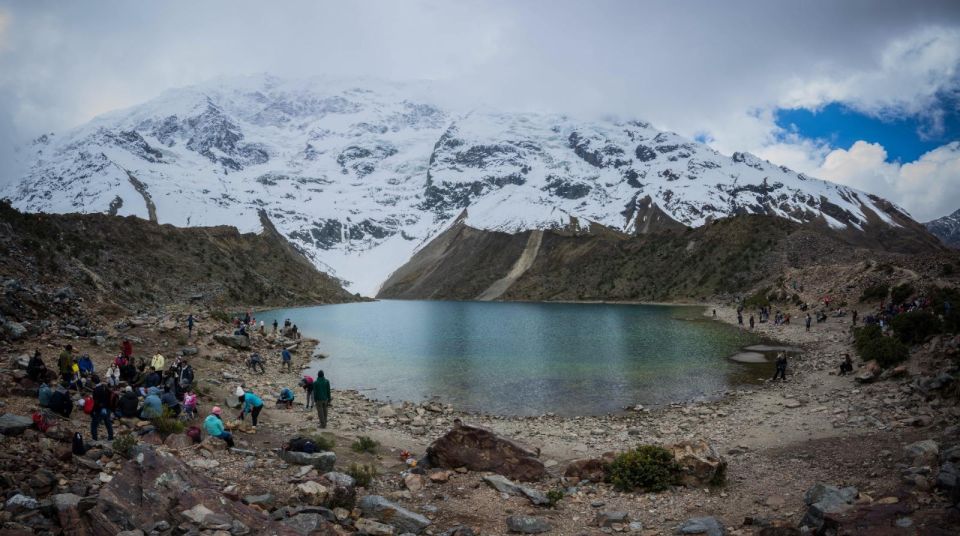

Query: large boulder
left=426, top=421, right=546, bottom=482
left=213, top=334, right=251, bottom=350
left=86, top=446, right=309, bottom=536
left=565, top=453, right=616, bottom=482
left=799, top=483, right=858, bottom=533
left=0, top=414, right=34, bottom=436
left=357, top=495, right=431, bottom=534
left=677, top=516, right=725, bottom=536
left=668, top=440, right=727, bottom=487
left=1, top=320, right=27, bottom=341
left=279, top=450, right=337, bottom=471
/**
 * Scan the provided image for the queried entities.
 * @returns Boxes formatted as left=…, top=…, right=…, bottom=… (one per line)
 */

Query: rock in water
left=279, top=450, right=337, bottom=471
left=426, top=421, right=546, bottom=481
left=213, top=334, right=251, bottom=350
left=87, top=446, right=310, bottom=535
left=0, top=414, right=34, bottom=436
left=677, top=516, right=725, bottom=535
left=668, top=440, right=727, bottom=487
left=357, top=495, right=431, bottom=534
left=505, top=515, right=552, bottom=534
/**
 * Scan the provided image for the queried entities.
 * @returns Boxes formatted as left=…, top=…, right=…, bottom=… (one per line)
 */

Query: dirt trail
left=476, top=230, right=543, bottom=301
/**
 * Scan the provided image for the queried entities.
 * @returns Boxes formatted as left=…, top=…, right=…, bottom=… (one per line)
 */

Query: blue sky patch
left=775, top=100, right=960, bottom=163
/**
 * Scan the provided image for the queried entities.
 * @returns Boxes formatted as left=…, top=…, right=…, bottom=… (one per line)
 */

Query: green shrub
left=545, top=489, right=564, bottom=508
left=743, top=287, right=771, bottom=309
left=606, top=445, right=679, bottom=492
left=346, top=463, right=377, bottom=487
left=112, top=433, right=137, bottom=458
left=860, top=284, right=889, bottom=303
left=152, top=407, right=185, bottom=436
left=890, top=310, right=942, bottom=345
left=310, top=434, right=336, bottom=451
left=854, top=326, right=909, bottom=368
left=350, top=436, right=379, bottom=454
left=890, top=284, right=915, bottom=305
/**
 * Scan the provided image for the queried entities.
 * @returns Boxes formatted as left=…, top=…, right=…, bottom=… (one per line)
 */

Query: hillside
left=0, top=201, right=357, bottom=324
left=1, top=74, right=927, bottom=296
left=926, top=208, right=960, bottom=248
left=379, top=214, right=953, bottom=302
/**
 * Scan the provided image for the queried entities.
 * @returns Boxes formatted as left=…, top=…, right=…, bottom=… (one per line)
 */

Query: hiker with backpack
left=204, top=406, right=234, bottom=448
left=90, top=376, right=114, bottom=442
left=312, top=370, right=332, bottom=429
left=238, top=389, right=264, bottom=428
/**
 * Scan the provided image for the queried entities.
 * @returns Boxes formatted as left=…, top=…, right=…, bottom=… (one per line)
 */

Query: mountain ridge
left=925, top=208, right=960, bottom=248
left=2, top=74, right=927, bottom=295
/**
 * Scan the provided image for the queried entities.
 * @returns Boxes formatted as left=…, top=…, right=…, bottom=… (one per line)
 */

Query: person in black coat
left=117, top=386, right=140, bottom=418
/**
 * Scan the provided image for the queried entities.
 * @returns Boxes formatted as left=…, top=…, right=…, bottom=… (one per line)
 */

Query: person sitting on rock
left=160, top=386, right=181, bottom=418
left=277, top=387, right=295, bottom=409
left=139, top=387, right=163, bottom=420
left=77, top=354, right=95, bottom=377
left=839, top=353, right=853, bottom=376
left=204, top=406, right=234, bottom=448
left=105, top=363, right=121, bottom=387
left=27, top=350, right=52, bottom=383
left=238, top=389, right=264, bottom=428
left=117, top=386, right=140, bottom=418
left=143, top=367, right=161, bottom=389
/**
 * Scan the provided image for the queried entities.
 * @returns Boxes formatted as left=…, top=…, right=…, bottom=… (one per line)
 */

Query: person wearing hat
left=312, top=370, right=332, bottom=429
left=204, top=407, right=234, bottom=448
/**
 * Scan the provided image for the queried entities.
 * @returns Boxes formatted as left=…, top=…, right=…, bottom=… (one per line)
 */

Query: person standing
left=281, top=348, right=292, bottom=372
left=121, top=339, right=133, bottom=360
left=272, top=319, right=278, bottom=334
left=312, top=370, right=332, bottom=429
left=187, top=314, right=195, bottom=337
left=748, top=315, right=755, bottom=330
left=151, top=353, right=165, bottom=372
left=204, top=407, right=234, bottom=448
left=58, top=345, right=74, bottom=384
left=90, top=376, right=114, bottom=442
left=805, top=313, right=812, bottom=332
left=301, top=375, right=315, bottom=410
left=772, top=353, right=787, bottom=381
left=851, top=310, right=858, bottom=326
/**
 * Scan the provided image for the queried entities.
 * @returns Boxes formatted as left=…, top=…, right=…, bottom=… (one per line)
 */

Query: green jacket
left=58, top=351, right=73, bottom=374
left=312, top=377, right=331, bottom=402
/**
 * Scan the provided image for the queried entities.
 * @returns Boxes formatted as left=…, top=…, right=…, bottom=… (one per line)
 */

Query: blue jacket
left=78, top=356, right=94, bottom=374
left=141, top=393, right=162, bottom=418
left=279, top=388, right=294, bottom=401
left=281, top=349, right=291, bottom=362
left=241, top=392, right=263, bottom=414
left=204, top=414, right=226, bottom=436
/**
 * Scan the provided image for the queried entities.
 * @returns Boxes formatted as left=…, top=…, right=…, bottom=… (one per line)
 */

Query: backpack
left=71, top=432, right=86, bottom=456
left=32, top=412, right=50, bottom=432
left=186, top=426, right=202, bottom=444
left=82, top=396, right=94, bottom=415
left=38, top=384, right=53, bottom=407
left=287, top=436, right=317, bottom=454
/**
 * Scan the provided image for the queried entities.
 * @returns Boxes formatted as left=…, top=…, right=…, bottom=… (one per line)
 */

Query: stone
left=595, top=511, right=630, bottom=527
left=904, top=439, right=939, bottom=466
left=213, top=334, right=251, bottom=350
left=188, top=459, right=220, bottom=469
left=404, top=473, right=425, bottom=493
left=799, top=483, right=858, bottom=532
left=357, top=495, right=431, bottom=534
left=297, top=481, right=330, bottom=505
left=482, top=474, right=549, bottom=506
left=668, top=440, right=727, bottom=487
left=163, top=433, right=194, bottom=449
left=677, top=516, right=725, bottom=536
left=243, top=494, right=275, bottom=507
left=439, top=526, right=477, bottom=536
left=320, top=472, right=357, bottom=509
left=783, top=399, right=802, bottom=408
left=281, top=512, right=333, bottom=534
left=52, top=493, right=89, bottom=536
left=378, top=405, right=397, bottom=418
left=428, top=470, right=453, bottom=483
left=0, top=413, right=34, bottom=436
left=356, top=517, right=396, bottom=535
left=201, top=436, right=229, bottom=451
left=87, top=446, right=305, bottom=535
left=1, top=320, right=27, bottom=341
left=5, top=494, right=39, bottom=512
left=426, top=421, right=546, bottom=482
left=280, top=450, right=337, bottom=471
left=505, top=515, right=551, bottom=534
left=564, top=455, right=614, bottom=482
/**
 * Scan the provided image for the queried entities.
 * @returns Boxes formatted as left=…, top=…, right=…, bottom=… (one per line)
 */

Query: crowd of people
left=26, top=311, right=334, bottom=450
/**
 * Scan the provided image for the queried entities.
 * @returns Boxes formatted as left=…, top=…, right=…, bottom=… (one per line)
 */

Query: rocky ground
left=0, top=282, right=958, bottom=534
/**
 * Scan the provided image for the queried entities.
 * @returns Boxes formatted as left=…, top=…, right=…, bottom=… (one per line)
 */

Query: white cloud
left=815, top=140, right=960, bottom=221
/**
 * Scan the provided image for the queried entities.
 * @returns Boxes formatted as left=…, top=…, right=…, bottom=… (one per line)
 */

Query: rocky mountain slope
left=1, top=74, right=927, bottom=296
left=379, top=215, right=950, bottom=302
left=926, top=208, right=960, bottom=248
left=0, top=201, right=356, bottom=324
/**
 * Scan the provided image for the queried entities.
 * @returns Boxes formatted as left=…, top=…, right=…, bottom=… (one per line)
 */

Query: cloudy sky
left=0, top=0, right=958, bottom=220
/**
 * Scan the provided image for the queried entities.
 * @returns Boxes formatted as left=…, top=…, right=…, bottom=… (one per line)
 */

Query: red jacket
left=121, top=341, right=133, bottom=358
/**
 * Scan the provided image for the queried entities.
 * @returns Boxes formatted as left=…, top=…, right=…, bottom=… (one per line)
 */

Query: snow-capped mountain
left=925, top=208, right=960, bottom=248
left=3, top=74, right=914, bottom=295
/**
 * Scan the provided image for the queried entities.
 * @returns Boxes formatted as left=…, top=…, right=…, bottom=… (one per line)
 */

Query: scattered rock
left=377, top=405, right=397, bottom=418
left=213, top=334, right=251, bottom=350
left=0, top=413, right=34, bottom=436
left=279, top=450, right=336, bottom=471
left=595, top=511, right=629, bottom=527
left=357, top=495, right=431, bottom=534
left=426, top=421, right=546, bottom=482
left=564, top=455, right=613, bottom=482
left=677, top=516, right=725, bottom=536
left=668, top=440, right=727, bottom=487
left=482, top=474, right=549, bottom=506
left=799, top=483, right=858, bottom=533
left=505, top=515, right=551, bottom=534
left=297, top=481, right=330, bottom=506
left=355, top=517, right=396, bottom=535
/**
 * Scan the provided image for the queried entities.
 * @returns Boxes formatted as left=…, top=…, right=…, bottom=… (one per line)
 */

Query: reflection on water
left=257, top=300, right=768, bottom=416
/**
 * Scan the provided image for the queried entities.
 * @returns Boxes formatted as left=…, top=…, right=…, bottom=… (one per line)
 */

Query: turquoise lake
left=257, top=300, right=770, bottom=416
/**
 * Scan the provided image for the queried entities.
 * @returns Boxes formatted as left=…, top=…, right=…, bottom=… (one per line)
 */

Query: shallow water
left=258, top=300, right=770, bottom=416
